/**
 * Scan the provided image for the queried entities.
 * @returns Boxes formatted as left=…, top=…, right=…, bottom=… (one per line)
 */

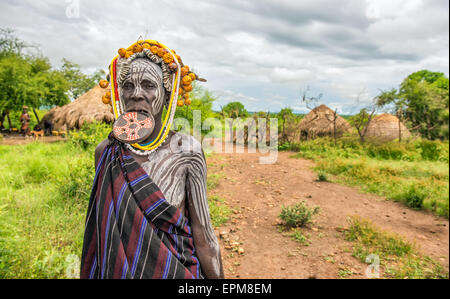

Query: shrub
left=419, top=140, right=441, bottom=161
left=393, top=184, right=427, bottom=209
left=68, top=122, right=111, bottom=151
left=367, top=143, right=405, bottom=160
left=279, top=201, right=320, bottom=228
left=317, top=172, right=328, bottom=182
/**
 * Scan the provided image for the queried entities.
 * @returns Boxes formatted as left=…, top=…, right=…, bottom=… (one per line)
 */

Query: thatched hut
left=365, top=113, right=411, bottom=142
left=299, top=104, right=352, bottom=140
left=40, top=86, right=114, bottom=131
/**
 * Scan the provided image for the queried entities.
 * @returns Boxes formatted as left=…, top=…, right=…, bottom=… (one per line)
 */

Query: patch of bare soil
left=0, top=133, right=65, bottom=145
left=207, top=151, right=449, bottom=279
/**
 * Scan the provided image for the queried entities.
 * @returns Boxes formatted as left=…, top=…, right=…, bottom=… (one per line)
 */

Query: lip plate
left=113, top=111, right=155, bottom=144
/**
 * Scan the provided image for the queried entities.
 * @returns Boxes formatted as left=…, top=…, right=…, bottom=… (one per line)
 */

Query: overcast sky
left=1, top=0, right=448, bottom=114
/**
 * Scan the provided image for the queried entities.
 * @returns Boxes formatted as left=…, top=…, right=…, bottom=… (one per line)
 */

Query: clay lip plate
left=113, top=111, right=154, bottom=144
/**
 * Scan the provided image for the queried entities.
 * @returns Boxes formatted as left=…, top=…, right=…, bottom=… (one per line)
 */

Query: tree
left=222, top=102, right=248, bottom=119
left=0, top=28, right=30, bottom=57
left=324, top=108, right=339, bottom=146
left=349, top=107, right=377, bottom=144
left=278, top=107, right=294, bottom=142
left=376, top=70, right=449, bottom=140
left=0, top=28, right=71, bottom=128
left=174, top=84, right=215, bottom=135
left=300, top=86, right=323, bottom=111
left=60, top=58, right=106, bottom=100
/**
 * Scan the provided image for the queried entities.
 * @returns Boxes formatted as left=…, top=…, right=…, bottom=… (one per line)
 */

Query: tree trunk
left=33, top=108, right=40, bottom=124
left=6, top=112, right=12, bottom=132
left=333, top=110, right=337, bottom=146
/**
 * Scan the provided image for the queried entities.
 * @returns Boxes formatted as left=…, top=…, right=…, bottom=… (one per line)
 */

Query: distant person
left=20, top=106, right=31, bottom=137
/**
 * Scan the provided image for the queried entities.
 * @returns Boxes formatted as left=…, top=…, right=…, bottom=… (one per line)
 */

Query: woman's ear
left=164, top=93, right=170, bottom=109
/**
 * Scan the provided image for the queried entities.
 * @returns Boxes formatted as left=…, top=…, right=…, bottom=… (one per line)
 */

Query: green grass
left=288, top=137, right=449, bottom=218
left=208, top=195, right=233, bottom=228
left=342, top=216, right=448, bottom=279
left=0, top=141, right=93, bottom=278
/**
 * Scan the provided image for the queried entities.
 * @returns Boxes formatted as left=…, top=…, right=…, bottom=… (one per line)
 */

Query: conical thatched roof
left=365, top=113, right=411, bottom=142
left=299, top=104, right=352, bottom=139
left=41, top=86, right=114, bottom=131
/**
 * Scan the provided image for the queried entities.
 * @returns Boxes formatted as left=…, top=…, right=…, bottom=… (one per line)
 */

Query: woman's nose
left=131, top=86, right=145, bottom=102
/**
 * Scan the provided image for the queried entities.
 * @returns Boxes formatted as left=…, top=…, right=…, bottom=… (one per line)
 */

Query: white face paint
left=120, top=58, right=166, bottom=119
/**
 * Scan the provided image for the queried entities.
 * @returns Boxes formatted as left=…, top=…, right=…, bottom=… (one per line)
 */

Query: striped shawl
left=80, top=138, right=203, bottom=279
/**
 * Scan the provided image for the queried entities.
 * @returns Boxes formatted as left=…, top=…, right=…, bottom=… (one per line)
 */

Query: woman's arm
left=186, top=149, right=224, bottom=279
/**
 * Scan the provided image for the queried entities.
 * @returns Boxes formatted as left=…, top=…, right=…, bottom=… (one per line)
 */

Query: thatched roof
left=365, top=113, right=411, bottom=142
left=41, top=86, right=114, bottom=130
left=299, top=104, right=352, bottom=139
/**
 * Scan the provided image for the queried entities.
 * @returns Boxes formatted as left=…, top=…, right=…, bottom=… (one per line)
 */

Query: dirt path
left=207, top=151, right=449, bottom=279
left=0, top=134, right=65, bottom=145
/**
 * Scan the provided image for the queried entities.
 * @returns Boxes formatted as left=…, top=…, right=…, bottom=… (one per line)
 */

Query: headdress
left=98, top=40, right=205, bottom=153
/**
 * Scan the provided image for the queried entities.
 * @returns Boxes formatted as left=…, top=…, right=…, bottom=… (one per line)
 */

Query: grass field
left=0, top=141, right=93, bottom=278
left=286, top=137, right=449, bottom=218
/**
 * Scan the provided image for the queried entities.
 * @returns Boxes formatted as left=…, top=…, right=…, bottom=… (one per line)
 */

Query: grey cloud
left=0, top=0, right=447, bottom=113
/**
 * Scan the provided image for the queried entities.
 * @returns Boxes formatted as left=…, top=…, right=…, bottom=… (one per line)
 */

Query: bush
left=279, top=201, right=320, bottom=228
left=68, top=122, right=111, bottom=151
left=419, top=140, right=441, bottom=161
left=367, top=143, right=405, bottom=160
left=392, top=184, right=427, bottom=209
left=317, top=172, right=328, bottom=182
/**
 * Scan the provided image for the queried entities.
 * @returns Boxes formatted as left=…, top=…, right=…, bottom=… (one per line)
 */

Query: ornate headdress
left=98, top=40, right=204, bottom=153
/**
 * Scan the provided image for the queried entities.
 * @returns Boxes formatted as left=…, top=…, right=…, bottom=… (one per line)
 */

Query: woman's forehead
left=129, top=59, right=162, bottom=76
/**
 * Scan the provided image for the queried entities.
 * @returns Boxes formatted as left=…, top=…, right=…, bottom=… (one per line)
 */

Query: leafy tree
left=221, top=101, right=248, bottom=119
left=278, top=107, right=294, bottom=141
left=0, top=28, right=29, bottom=57
left=60, top=58, right=105, bottom=100
left=173, top=84, right=215, bottom=135
left=349, top=107, right=377, bottom=144
left=0, top=28, right=70, bottom=127
left=0, top=54, right=70, bottom=124
left=376, top=70, right=449, bottom=140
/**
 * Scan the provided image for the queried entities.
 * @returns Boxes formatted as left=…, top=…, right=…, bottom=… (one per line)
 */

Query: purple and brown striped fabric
left=80, top=138, right=203, bottom=279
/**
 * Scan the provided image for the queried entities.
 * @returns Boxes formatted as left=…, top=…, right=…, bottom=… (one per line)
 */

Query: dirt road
left=207, top=151, right=449, bottom=279
left=0, top=134, right=65, bottom=145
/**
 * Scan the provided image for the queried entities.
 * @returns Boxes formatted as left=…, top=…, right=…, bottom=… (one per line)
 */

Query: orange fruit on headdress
left=133, top=44, right=143, bottom=53
left=118, top=48, right=127, bottom=58
left=182, top=75, right=192, bottom=86
left=163, top=53, right=174, bottom=64
left=181, top=66, right=190, bottom=77
left=99, top=80, right=109, bottom=89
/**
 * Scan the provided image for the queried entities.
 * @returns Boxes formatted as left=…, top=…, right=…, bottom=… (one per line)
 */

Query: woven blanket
left=80, top=137, right=203, bottom=279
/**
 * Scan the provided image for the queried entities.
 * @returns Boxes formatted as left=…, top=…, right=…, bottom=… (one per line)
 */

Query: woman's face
left=120, top=58, right=166, bottom=121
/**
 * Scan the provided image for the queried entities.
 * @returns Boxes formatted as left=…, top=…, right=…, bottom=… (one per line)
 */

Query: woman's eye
left=124, top=83, right=133, bottom=90
left=143, top=81, right=155, bottom=89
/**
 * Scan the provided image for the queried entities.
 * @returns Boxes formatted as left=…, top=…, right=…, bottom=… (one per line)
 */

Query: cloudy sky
left=1, top=0, right=448, bottom=114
